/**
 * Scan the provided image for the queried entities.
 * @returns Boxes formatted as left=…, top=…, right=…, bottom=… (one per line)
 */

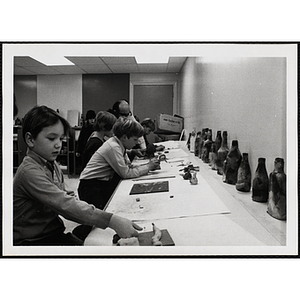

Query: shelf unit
left=66, top=127, right=82, bottom=177
left=13, top=126, right=27, bottom=173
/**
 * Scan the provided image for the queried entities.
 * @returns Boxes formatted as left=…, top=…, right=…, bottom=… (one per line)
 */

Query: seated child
left=133, top=118, right=165, bottom=158
left=13, top=105, right=141, bottom=246
left=76, top=110, right=96, bottom=157
left=73, top=118, right=160, bottom=240
left=81, top=111, right=117, bottom=170
left=79, top=117, right=160, bottom=207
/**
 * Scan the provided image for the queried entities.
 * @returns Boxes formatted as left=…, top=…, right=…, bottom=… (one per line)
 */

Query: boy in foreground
left=13, top=105, right=142, bottom=246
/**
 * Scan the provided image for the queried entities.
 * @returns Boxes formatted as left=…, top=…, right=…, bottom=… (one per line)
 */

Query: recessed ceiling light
left=29, top=54, right=74, bottom=66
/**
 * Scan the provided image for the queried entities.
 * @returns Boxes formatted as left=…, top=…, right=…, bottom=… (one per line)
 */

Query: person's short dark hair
left=113, top=118, right=144, bottom=139
left=86, top=110, right=96, bottom=120
left=93, top=111, right=117, bottom=132
left=141, top=118, right=155, bottom=132
left=22, top=105, right=70, bottom=141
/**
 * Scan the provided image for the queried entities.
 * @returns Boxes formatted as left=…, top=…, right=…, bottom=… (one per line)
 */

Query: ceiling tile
left=23, top=66, right=62, bottom=75
left=80, top=64, right=112, bottom=73
left=101, top=57, right=137, bottom=64
left=14, top=56, right=45, bottom=67
left=108, top=64, right=139, bottom=73
left=65, top=56, right=105, bottom=65
left=51, top=65, right=87, bottom=74
left=168, top=57, right=187, bottom=64
left=166, top=62, right=185, bottom=72
left=14, top=66, right=36, bottom=75
left=138, top=64, right=168, bottom=73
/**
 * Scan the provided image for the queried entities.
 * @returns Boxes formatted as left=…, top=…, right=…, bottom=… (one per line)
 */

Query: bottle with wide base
left=267, top=158, right=286, bottom=220
left=236, top=153, right=251, bottom=192
left=209, top=142, right=218, bottom=170
left=202, top=129, right=213, bottom=163
left=216, top=131, right=229, bottom=176
left=199, top=128, right=208, bottom=159
left=186, top=133, right=191, bottom=151
left=194, top=131, right=201, bottom=157
left=223, top=140, right=242, bottom=185
left=214, top=130, right=222, bottom=152
left=252, top=157, right=269, bottom=202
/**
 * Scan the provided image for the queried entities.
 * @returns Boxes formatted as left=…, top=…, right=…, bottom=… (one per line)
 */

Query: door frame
left=129, top=81, right=178, bottom=116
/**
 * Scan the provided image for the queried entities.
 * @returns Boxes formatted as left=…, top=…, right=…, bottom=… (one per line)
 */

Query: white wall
left=37, top=75, right=82, bottom=120
left=179, top=57, right=287, bottom=174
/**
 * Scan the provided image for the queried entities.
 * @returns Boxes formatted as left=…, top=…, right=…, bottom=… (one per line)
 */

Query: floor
left=62, top=159, right=286, bottom=246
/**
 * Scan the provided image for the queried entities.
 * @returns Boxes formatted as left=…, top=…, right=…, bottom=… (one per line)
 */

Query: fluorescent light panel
left=29, top=54, right=74, bottom=66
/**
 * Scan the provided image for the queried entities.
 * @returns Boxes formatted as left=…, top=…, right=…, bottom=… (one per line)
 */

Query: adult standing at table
left=108, top=99, right=132, bottom=119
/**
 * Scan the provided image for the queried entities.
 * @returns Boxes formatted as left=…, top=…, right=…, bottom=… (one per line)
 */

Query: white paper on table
left=156, top=141, right=180, bottom=149
left=106, top=175, right=230, bottom=222
left=164, top=148, right=189, bottom=160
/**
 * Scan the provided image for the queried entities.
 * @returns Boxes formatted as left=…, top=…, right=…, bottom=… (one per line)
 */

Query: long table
left=84, top=141, right=286, bottom=255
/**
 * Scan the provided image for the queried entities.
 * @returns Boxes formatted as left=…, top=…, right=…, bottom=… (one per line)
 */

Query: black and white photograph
left=2, top=42, right=298, bottom=257
left=1, top=2, right=300, bottom=299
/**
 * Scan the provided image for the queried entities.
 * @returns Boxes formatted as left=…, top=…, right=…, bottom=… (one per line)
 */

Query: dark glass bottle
left=194, top=131, right=201, bottom=157
left=224, top=140, right=242, bottom=184
left=186, top=133, right=191, bottom=151
left=199, top=128, right=208, bottom=159
left=202, top=129, right=213, bottom=163
left=209, top=142, right=218, bottom=170
left=216, top=131, right=229, bottom=176
left=236, top=153, right=251, bottom=192
left=214, top=130, right=222, bottom=152
left=267, top=158, right=286, bottom=220
left=252, top=157, right=269, bottom=202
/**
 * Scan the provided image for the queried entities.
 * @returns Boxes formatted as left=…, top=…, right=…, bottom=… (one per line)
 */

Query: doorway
left=132, top=84, right=174, bottom=144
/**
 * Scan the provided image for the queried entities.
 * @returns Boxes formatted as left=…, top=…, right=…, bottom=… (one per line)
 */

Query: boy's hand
left=155, top=145, right=165, bottom=152
left=109, top=215, right=142, bottom=238
left=149, top=157, right=161, bottom=171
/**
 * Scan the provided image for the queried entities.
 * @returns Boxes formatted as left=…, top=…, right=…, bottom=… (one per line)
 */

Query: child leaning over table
left=72, top=117, right=160, bottom=241
left=133, top=118, right=165, bottom=158
left=13, top=105, right=142, bottom=246
left=81, top=111, right=117, bottom=171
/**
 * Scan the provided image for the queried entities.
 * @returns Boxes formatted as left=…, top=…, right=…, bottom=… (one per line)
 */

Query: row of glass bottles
left=188, top=128, right=286, bottom=221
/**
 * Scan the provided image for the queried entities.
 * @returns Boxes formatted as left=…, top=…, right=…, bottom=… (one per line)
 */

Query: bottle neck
left=257, top=158, right=267, bottom=172
left=221, top=135, right=228, bottom=147
left=231, top=140, right=238, bottom=148
left=242, top=153, right=249, bottom=162
left=274, top=158, right=284, bottom=172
